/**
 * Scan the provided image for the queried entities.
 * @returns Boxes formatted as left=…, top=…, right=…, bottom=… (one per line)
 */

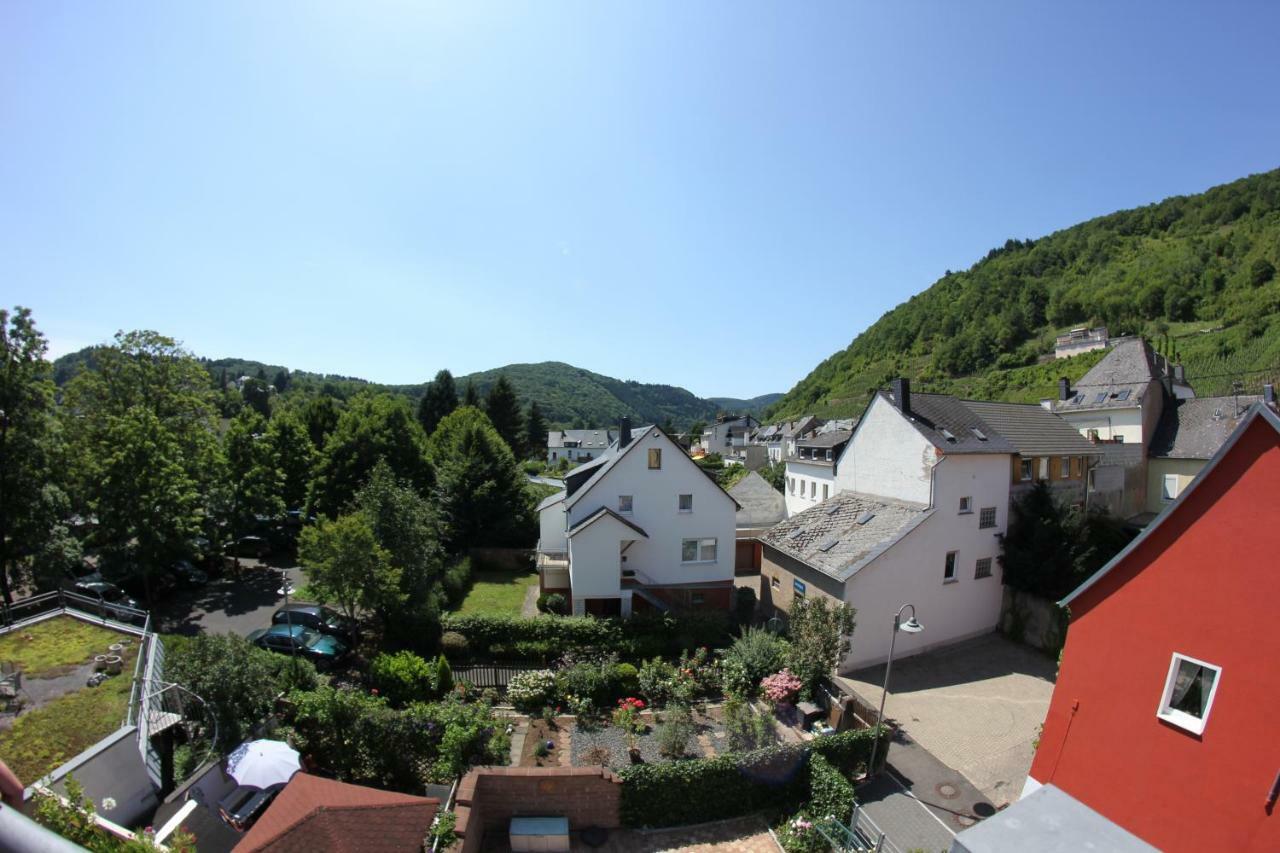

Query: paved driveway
left=842, top=633, right=1057, bottom=806
left=155, top=559, right=310, bottom=638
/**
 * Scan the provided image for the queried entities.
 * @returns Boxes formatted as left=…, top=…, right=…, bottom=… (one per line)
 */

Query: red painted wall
left=1030, top=417, right=1280, bottom=852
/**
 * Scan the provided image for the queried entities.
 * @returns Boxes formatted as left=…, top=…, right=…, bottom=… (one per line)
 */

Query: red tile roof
left=233, top=773, right=439, bottom=853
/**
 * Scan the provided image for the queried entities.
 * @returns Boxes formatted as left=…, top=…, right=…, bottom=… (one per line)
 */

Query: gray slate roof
left=1149, top=395, right=1260, bottom=459
left=1053, top=338, right=1160, bottom=413
left=796, top=428, right=853, bottom=449
left=566, top=506, right=648, bottom=539
left=887, top=392, right=1018, bottom=454
left=760, top=491, right=930, bottom=581
left=536, top=490, right=567, bottom=512
left=960, top=401, right=1099, bottom=457
left=729, top=471, right=787, bottom=529
left=951, top=784, right=1157, bottom=853
left=548, top=429, right=616, bottom=450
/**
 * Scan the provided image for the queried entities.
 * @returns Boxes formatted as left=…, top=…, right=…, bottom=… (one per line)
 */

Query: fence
left=0, top=589, right=150, bottom=635
left=452, top=661, right=545, bottom=691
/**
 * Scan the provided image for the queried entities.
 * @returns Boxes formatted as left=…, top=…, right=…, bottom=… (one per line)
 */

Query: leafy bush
left=733, top=586, right=757, bottom=628
left=722, top=694, right=776, bottom=753
left=439, top=611, right=729, bottom=661
left=722, top=627, right=790, bottom=693
left=618, top=727, right=888, bottom=828
left=370, top=651, right=450, bottom=706
left=775, top=812, right=827, bottom=853
left=536, top=593, right=568, bottom=615
left=785, top=599, right=856, bottom=695
left=33, top=776, right=197, bottom=852
left=440, top=631, right=469, bottom=656
left=761, top=669, right=804, bottom=705
left=506, top=669, right=557, bottom=712
left=806, top=753, right=855, bottom=823
left=655, top=705, right=696, bottom=758
left=613, top=662, right=640, bottom=697
left=556, top=654, right=620, bottom=710
left=637, top=657, right=678, bottom=707
left=442, top=557, right=472, bottom=608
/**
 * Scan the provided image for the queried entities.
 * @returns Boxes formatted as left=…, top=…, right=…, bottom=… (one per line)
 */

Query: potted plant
left=612, top=697, right=646, bottom=763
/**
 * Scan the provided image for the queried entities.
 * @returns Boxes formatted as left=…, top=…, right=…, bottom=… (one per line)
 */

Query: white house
left=757, top=416, right=821, bottom=463
left=700, top=414, right=760, bottom=456
left=536, top=421, right=739, bottom=617
left=760, top=381, right=1015, bottom=672
left=784, top=427, right=851, bottom=516
left=546, top=428, right=617, bottom=466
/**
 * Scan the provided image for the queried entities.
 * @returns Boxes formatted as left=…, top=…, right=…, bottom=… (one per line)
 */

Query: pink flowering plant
left=776, top=812, right=826, bottom=853
left=760, top=668, right=803, bottom=706
left=612, top=697, right=647, bottom=749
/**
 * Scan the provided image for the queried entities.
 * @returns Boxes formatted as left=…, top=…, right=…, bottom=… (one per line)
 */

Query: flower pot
left=93, top=654, right=109, bottom=672
left=108, top=644, right=124, bottom=655
left=104, top=655, right=124, bottom=675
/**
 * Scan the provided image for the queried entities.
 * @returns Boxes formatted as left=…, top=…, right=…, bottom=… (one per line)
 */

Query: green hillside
left=770, top=168, right=1280, bottom=419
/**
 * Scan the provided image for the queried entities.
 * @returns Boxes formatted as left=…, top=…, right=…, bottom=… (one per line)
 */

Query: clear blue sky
left=3, top=2, right=1278, bottom=399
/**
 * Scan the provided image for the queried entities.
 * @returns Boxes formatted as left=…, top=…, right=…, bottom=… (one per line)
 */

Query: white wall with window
left=785, top=457, right=836, bottom=516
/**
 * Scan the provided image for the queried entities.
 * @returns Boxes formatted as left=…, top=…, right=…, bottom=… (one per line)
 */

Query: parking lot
left=156, top=558, right=310, bottom=639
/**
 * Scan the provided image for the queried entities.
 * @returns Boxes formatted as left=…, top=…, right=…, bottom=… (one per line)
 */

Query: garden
left=0, top=616, right=141, bottom=784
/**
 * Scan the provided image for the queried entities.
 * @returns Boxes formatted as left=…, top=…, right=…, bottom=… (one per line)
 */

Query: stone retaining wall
left=453, top=765, right=622, bottom=852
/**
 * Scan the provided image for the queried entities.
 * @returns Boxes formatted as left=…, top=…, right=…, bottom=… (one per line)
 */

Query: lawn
left=456, top=570, right=539, bottom=616
left=0, top=617, right=139, bottom=784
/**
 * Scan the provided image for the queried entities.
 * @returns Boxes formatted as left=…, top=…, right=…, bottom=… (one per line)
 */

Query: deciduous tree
left=298, top=513, right=402, bottom=625
left=785, top=597, right=857, bottom=694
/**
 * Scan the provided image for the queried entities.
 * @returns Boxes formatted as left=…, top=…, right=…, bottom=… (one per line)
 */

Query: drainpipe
left=928, top=454, right=950, bottom=509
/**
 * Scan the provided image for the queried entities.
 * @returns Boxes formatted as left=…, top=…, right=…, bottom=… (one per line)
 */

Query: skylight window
left=856, top=512, right=875, bottom=525
left=818, top=538, right=840, bottom=553
left=788, top=528, right=805, bottom=540
left=940, top=428, right=957, bottom=442
left=970, top=427, right=988, bottom=441
left=1094, top=392, right=1108, bottom=404
left=1071, top=394, right=1085, bottom=405
left=825, top=504, right=841, bottom=516
left=1115, top=389, right=1132, bottom=401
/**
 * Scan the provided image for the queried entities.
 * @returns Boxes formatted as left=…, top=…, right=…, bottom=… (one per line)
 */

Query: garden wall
left=1000, top=587, right=1067, bottom=654
left=453, top=766, right=622, bottom=852
left=468, top=547, right=533, bottom=572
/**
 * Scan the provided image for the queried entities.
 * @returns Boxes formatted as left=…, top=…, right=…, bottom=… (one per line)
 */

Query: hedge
left=807, top=753, right=855, bottom=823
left=439, top=611, right=730, bottom=661
left=618, top=726, right=890, bottom=828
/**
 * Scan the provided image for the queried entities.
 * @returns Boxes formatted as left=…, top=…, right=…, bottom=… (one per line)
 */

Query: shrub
left=371, top=651, right=440, bottom=706
left=806, top=753, right=854, bottom=823
left=733, top=586, right=757, bottom=628
left=507, top=669, right=557, bottom=712
left=612, top=697, right=647, bottom=750
left=434, top=654, right=454, bottom=695
left=785, top=598, right=856, bottom=695
left=775, top=812, right=826, bottom=853
left=442, top=557, right=472, bottom=608
left=761, top=669, right=803, bottom=705
left=439, top=611, right=730, bottom=661
left=613, top=662, right=640, bottom=697
left=536, top=593, right=568, bottom=615
left=440, top=631, right=470, bottom=656
left=722, top=627, right=790, bottom=693
left=618, top=727, right=888, bottom=828
left=637, top=657, right=678, bottom=707
left=655, top=705, right=696, bottom=758
left=723, top=693, right=776, bottom=753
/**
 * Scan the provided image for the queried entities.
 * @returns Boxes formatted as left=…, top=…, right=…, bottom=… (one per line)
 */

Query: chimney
left=1058, top=377, right=1071, bottom=401
left=891, top=378, right=911, bottom=416
left=1265, top=384, right=1276, bottom=411
left=619, top=417, right=632, bottom=448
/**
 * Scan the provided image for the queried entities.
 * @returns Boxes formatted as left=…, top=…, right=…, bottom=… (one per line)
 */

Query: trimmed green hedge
left=618, top=726, right=889, bottom=828
left=807, top=753, right=855, bottom=823
left=439, top=611, right=729, bottom=661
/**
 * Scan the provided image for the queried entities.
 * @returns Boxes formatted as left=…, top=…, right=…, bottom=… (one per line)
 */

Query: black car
left=67, top=575, right=142, bottom=618
left=169, top=560, right=209, bottom=587
left=228, top=535, right=271, bottom=559
left=271, top=604, right=356, bottom=641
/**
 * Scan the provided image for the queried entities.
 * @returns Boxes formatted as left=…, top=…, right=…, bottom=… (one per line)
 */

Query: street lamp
left=865, top=603, right=922, bottom=780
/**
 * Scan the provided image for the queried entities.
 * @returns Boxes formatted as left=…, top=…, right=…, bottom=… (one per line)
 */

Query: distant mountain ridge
left=51, top=350, right=778, bottom=429
left=770, top=168, right=1280, bottom=419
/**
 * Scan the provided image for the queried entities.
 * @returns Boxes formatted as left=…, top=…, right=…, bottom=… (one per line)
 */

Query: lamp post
left=865, top=603, right=922, bottom=780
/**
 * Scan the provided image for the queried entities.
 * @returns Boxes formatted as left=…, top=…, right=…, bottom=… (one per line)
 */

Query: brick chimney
left=618, top=417, right=632, bottom=448
left=891, top=378, right=911, bottom=416
left=1058, top=377, right=1071, bottom=401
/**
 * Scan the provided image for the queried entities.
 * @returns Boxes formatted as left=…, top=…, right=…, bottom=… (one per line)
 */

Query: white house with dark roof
left=962, top=400, right=1100, bottom=508
left=784, top=427, right=852, bottom=516
left=536, top=420, right=738, bottom=617
left=760, top=381, right=1016, bottom=671
left=546, top=428, right=617, bottom=466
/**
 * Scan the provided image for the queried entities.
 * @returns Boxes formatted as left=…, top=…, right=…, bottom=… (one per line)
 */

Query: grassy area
left=456, top=570, right=539, bottom=616
left=0, top=618, right=127, bottom=676
left=0, top=617, right=138, bottom=784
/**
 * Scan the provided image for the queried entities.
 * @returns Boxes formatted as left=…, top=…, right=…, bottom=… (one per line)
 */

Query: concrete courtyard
left=842, top=633, right=1057, bottom=806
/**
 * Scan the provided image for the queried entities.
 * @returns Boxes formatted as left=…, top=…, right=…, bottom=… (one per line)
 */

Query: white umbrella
left=226, top=739, right=301, bottom=789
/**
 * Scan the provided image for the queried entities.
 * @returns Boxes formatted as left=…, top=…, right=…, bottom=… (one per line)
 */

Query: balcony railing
left=535, top=543, right=569, bottom=570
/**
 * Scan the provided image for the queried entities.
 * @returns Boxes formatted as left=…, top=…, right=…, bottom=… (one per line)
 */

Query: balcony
left=535, top=546, right=569, bottom=571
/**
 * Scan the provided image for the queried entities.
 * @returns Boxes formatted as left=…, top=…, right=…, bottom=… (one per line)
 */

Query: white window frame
left=1162, top=474, right=1180, bottom=503
left=822, top=484, right=829, bottom=500
left=681, top=537, right=717, bottom=564
left=979, top=507, right=997, bottom=529
left=958, top=496, right=973, bottom=514
left=974, top=557, right=993, bottom=579
left=770, top=576, right=780, bottom=589
left=617, top=495, right=633, bottom=514
left=1156, top=652, right=1222, bottom=735
left=678, top=493, right=693, bottom=512
left=809, top=480, right=816, bottom=498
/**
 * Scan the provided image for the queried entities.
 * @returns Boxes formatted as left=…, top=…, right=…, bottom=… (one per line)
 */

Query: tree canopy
left=484, top=374, right=524, bottom=455
left=416, top=369, right=458, bottom=437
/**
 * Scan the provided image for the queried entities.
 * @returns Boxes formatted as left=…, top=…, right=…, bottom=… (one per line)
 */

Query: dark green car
left=247, top=623, right=348, bottom=665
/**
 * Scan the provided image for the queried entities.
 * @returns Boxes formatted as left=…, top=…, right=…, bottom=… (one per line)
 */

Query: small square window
left=618, top=495, right=633, bottom=514
left=770, top=576, right=780, bottom=590
left=648, top=448, right=662, bottom=469
left=678, top=493, right=693, bottom=512
left=1162, top=474, right=1180, bottom=502
left=825, top=449, right=832, bottom=461
left=958, top=496, right=973, bottom=514
left=1157, top=653, right=1221, bottom=735
left=699, top=538, right=717, bottom=562
left=943, top=551, right=958, bottom=582
left=979, top=507, right=997, bottom=529
left=691, top=592, right=705, bottom=606
left=681, top=539, right=698, bottom=562
left=1019, top=459, right=1033, bottom=482
left=975, top=557, right=993, bottom=579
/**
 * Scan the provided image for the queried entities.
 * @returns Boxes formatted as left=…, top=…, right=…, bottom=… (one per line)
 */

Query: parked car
left=66, top=574, right=142, bottom=618
left=218, top=785, right=278, bottom=831
left=271, top=604, right=356, bottom=642
left=246, top=624, right=349, bottom=665
left=169, top=560, right=209, bottom=588
left=228, top=535, right=271, bottom=559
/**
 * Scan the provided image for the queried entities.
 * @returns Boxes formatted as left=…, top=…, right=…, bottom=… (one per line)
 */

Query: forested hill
left=770, top=168, right=1280, bottom=419
left=52, top=349, right=777, bottom=429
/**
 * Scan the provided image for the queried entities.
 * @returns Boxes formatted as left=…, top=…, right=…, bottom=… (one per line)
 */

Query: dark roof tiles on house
left=566, top=506, right=649, bottom=539
left=1149, top=396, right=1261, bottom=459
left=795, top=428, right=853, bottom=448
left=960, top=400, right=1099, bottom=457
left=884, top=391, right=1018, bottom=454
left=760, top=491, right=930, bottom=580
left=1053, top=338, right=1162, bottom=413
left=547, top=429, right=617, bottom=450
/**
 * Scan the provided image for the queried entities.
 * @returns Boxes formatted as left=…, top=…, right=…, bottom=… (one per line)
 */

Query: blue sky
left=3, top=2, right=1278, bottom=399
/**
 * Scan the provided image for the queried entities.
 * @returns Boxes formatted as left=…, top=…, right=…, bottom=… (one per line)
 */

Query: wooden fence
left=451, top=661, right=544, bottom=691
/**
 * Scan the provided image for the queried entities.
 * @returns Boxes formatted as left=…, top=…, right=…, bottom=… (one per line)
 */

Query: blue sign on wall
left=793, top=579, right=806, bottom=596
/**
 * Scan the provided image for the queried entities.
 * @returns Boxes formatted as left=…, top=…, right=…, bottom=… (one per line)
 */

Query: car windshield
left=99, top=585, right=123, bottom=602
left=321, top=608, right=344, bottom=626
left=299, top=629, right=322, bottom=646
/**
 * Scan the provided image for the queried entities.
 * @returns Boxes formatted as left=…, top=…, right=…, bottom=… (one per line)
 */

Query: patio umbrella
left=226, top=739, right=301, bottom=789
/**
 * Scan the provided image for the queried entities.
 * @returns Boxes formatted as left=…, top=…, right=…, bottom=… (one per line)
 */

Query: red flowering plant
left=612, top=697, right=647, bottom=749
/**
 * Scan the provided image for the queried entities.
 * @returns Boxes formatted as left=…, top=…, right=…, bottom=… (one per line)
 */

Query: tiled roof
left=960, top=401, right=1099, bottom=457
left=536, top=490, right=567, bottom=512
left=796, top=428, right=853, bottom=448
left=1149, top=395, right=1261, bottom=459
left=729, top=471, right=787, bottom=528
left=547, top=429, right=617, bottom=450
left=233, top=774, right=438, bottom=853
left=1053, top=338, right=1160, bottom=413
left=886, top=392, right=1018, bottom=454
left=566, top=506, right=649, bottom=539
left=760, top=491, right=930, bottom=581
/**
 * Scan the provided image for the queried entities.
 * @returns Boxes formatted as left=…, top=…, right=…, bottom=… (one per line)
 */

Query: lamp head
left=898, top=616, right=923, bottom=634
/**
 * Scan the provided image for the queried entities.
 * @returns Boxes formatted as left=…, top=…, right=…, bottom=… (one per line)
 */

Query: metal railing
left=0, top=589, right=150, bottom=635
left=814, top=806, right=901, bottom=853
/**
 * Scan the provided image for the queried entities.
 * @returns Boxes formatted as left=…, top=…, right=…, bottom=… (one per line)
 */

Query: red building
left=1022, top=403, right=1280, bottom=851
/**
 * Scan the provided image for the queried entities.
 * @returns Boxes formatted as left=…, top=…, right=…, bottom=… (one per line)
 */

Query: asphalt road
left=155, top=558, right=311, bottom=638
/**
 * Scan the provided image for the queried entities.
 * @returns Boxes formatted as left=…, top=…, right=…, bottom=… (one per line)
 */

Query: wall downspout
left=928, top=453, right=949, bottom=509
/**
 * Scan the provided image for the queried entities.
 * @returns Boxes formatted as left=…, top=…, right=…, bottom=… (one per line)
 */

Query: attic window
left=856, top=512, right=875, bottom=525
left=1094, top=392, right=1108, bottom=404
left=1071, top=394, right=1085, bottom=405
left=788, top=528, right=805, bottom=541
left=1115, top=389, right=1132, bottom=401
left=940, top=428, right=957, bottom=442
left=824, top=504, right=841, bottom=516
left=817, top=538, right=840, bottom=553
left=970, top=427, right=988, bottom=441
